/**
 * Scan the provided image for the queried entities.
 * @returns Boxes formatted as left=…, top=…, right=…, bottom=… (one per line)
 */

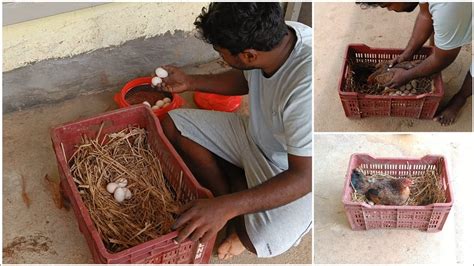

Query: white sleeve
left=282, top=73, right=312, bottom=157
left=430, top=2, right=472, bottom=50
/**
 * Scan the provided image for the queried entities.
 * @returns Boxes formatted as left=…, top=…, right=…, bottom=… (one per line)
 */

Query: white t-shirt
left=428, top=2, right=472, bottom=50
left=244, top=21, right=312, bottom=169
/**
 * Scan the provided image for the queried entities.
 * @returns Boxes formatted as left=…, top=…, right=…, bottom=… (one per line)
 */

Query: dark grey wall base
left=3, top=30, right=218, bottom=113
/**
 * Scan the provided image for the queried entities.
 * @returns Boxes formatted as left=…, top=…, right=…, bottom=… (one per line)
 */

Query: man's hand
left=388, top=52, right=413, bottom=68
left=154, top=66, right=193, bottom=93
left=384, top=68, right=412, bottom=88
left=171, top=155, right=311, bottom=244
left=173, top=197, right=235, bottom=243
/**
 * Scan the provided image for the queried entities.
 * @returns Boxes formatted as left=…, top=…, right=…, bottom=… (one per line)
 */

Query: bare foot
left=434, top=93, right=467, bottom=126
left=217, top=232, right=246, bottom=260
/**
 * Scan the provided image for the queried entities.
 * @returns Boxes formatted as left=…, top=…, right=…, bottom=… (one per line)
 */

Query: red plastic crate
left=338, top=44, right=445, bottom=119
left=50, top=104, right=215, bottom=263
left=342, top=154, right=453, bottom=232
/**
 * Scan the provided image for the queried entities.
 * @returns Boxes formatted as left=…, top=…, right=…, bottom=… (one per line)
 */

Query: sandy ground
left=314, top=3, right=472, bottom=132
left=2, top=60, right=311, bottom=264
left=314, top=134, right=474, bottom=264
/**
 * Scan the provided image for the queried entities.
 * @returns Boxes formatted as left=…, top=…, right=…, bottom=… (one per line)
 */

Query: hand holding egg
left=151, top=67, right=168, bottom=87
left=151, top=65, right=190, bottom=94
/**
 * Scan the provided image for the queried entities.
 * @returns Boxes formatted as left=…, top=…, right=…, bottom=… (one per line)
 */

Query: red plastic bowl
left=114, top=77, right=185, bottom=119
left=193, top=92, right=242, bottom=112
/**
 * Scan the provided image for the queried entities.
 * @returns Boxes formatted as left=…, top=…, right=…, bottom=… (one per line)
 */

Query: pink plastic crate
left=338, top=44, right=445, bottom=119
left=342, top=154, right=453, bottom=232
left=50, top=105, right=215, bottom=263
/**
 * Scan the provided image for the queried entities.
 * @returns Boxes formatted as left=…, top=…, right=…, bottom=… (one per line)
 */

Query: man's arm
left=173, top=154, right=312, bottom=242
left=157, top=66, right=249, bottom=95
left=385, top=46, right=461, bottom=88
left=391, top=3, right=434, bottom=66
left=222, top=154, right=312, bottom=215
left=406, top=46, right=461, bottom=78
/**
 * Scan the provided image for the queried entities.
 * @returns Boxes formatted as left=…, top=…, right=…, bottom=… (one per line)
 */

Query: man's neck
left=261, top=27, right=297, bottom=78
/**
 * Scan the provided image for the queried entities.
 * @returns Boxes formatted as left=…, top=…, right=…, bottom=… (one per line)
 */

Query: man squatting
left=359, top=2, right=472, bottom=126
left=154, top=3, right=312, bottom=259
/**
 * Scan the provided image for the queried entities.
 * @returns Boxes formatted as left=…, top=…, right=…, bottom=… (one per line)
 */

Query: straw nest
left=346, top=60, right=432, bottom=95
left=351, top=159, right=447, bottom=206
left=67, top=124, right=182, bottom=253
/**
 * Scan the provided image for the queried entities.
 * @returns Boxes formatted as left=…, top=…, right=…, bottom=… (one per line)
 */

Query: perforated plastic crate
left=342, top=154, right=453, bottom=232
left=51, top=104, right=215, bottom=263
left=338, top=44, right=445, bottom=119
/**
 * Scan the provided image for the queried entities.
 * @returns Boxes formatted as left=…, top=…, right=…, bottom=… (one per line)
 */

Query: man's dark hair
left=194, top=3, right=288, bottom=55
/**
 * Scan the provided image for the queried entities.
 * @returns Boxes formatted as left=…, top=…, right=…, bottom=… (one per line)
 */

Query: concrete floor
left=314, top=3, right=472, bottom=132
left=314, top=134, right=474, bottom=264
left=2, top=60, right=311, bottom=264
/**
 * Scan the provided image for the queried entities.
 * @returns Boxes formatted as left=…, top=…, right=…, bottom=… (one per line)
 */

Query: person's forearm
left=190, top=69, right=249, bottom=95
left=403, top=5, right=433, bottom=57
left=405, top=55, right=446, bottom=80
left=405, top=48, right=461, bottom=80
left=221, top=166, right=311, bottom=218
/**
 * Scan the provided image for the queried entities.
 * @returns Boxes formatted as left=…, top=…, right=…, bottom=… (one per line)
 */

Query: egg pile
left=383, top=80, right=423, bottom=96
left=106, top=178, right=132, bottom=203
left=142, top=97, right=172, bottom=110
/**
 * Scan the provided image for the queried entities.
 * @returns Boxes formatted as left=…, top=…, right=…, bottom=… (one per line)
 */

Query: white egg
left=151, top=76, right=162, bottom=86
left=163, top=97, right=171, bottom=103
left=123, top=188, right=132, bottom=199
left=155, top=100, right=165, bottom=107
left=163, top=102, right=170, bottom=108
left=155, top=67, right=168, bottom=78
left=151, top=105, right=160, bottom=110
left=114, top=187, right=126, bottom=202
left=106, top=182, right=119, bottom=194
left=116, top=178, right=128, bottom=187
left=142, top=101, right=151, bottom=107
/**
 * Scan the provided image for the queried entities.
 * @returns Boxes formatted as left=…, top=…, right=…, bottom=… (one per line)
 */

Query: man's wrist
left=404, top=68, right=419, bottom=81
left=220, top=194, right=243, bottom=219
left=186, top=75, right=197, bottom=91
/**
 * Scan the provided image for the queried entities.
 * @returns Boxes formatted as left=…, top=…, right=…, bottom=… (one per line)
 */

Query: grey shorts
left=169, top=109, right=312, bottom=258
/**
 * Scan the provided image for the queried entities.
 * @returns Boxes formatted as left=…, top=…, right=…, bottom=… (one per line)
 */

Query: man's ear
left=239, top=49, right=258, bottom=64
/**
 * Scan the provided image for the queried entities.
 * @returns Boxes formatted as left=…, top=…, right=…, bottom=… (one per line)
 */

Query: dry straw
left=68, top=124, right=182, bottom=253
